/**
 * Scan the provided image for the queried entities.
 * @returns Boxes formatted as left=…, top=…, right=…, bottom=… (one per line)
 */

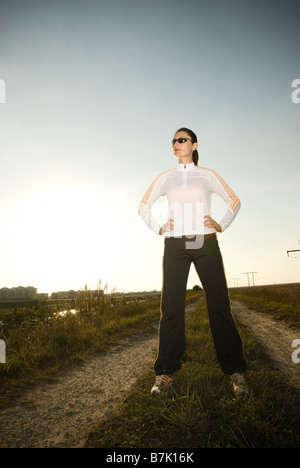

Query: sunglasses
left=172, top=138, right=192, bottom=146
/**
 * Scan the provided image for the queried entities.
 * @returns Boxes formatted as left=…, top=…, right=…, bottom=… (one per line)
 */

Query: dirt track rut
left=232, top=301, right=300, bottom=392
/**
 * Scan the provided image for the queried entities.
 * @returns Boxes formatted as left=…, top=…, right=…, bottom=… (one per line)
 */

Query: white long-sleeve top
left=138, top=162, right=240, bottom=237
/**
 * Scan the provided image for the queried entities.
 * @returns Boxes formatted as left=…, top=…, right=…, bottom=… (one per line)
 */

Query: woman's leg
left=154, top=238, right=191, bottom=375
left=193, top=235, right=247, bottom=375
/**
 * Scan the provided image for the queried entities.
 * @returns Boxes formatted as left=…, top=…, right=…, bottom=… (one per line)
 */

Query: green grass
left=85, top=299, right=300, bottom=448
left=229, top=284, right=300, bottom=329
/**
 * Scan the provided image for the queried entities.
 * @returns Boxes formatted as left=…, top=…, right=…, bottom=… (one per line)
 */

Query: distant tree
left=193, top=285, right=202, bottom=291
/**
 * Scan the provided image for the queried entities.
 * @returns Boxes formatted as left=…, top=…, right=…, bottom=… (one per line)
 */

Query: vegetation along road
left=0, top=286, right=299, bottom=448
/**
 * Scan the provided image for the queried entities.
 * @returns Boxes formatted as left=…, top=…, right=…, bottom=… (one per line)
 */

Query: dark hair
left=175, top=127, right=199, bottom=166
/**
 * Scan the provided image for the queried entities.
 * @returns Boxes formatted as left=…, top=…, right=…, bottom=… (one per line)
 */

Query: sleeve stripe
left=140, top=168, right=175, bottom=207
left=198, top=166, right=240, bottom=213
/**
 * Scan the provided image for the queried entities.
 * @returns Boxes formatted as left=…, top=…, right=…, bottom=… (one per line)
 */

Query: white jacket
left=138, top=162, right=240, bottom=237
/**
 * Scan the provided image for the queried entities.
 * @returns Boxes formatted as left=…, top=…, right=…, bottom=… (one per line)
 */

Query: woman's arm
left=206, top=169, right=241, bottom=232
left=138, top=169, right=175, bottom=235
left=138, top=173, right=163, bottom=235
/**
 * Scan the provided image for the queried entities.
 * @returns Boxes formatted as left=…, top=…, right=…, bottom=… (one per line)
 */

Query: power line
left=243, top=272, right=258, bottom=287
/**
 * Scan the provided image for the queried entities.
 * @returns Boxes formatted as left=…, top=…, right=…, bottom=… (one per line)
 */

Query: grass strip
left=229, top=286, right=300, bottom=329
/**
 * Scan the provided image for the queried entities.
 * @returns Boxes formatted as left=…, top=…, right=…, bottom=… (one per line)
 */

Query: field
left=229, top=282, right=300, bottom=328
left=85, top=284, right=300, bottom=449
left=0, top=283, right=300, bottom=448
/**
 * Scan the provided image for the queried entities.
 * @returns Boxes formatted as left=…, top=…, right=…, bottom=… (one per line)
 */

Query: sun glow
left=3, top=178, right=138, bottom=293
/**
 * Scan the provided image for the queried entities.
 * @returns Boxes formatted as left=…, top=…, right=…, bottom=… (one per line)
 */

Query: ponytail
left=192, top=149, right=199, bottom=166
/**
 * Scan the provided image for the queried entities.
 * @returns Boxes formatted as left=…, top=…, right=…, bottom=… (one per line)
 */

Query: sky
left=0, top=0, right=300, bottom=294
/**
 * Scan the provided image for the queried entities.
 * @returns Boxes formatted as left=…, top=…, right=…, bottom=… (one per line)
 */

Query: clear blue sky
left=0, top=0, right=300, bottom=294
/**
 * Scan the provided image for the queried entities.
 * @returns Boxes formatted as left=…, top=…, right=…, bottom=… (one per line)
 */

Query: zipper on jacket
left=183, top=164, right=187, bottom=188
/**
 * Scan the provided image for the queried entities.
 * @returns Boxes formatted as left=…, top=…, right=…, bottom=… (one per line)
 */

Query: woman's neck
left=177, top=156, right=193, bottom=165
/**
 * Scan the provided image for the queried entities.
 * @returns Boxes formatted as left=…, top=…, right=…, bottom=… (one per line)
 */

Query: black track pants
left=154, top=234, right=247, bottom=376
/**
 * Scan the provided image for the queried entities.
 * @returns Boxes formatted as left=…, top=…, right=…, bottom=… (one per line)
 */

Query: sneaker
left=230, top=373, right=249, bottom=397
left=151, top=374, right=173, bottom=395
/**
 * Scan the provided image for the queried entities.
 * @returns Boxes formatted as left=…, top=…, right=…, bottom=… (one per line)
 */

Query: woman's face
left=172, top=131, right=198, bottom=161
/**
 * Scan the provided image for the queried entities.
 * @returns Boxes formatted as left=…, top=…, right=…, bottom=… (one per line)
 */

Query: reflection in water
left=56, top=309, right=77, bottom=317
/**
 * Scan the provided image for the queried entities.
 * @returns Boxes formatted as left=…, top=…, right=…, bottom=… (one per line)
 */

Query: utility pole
left=243, top=272, right=258, bottom=287
left=287, top=240, right=300, bottom=258
left=231, top=278, right=240, bottom=288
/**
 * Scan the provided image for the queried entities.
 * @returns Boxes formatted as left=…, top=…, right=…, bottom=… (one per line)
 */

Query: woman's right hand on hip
left=159, top=218, right=174, bottom=235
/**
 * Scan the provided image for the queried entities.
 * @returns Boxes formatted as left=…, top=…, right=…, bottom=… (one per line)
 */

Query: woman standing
left=138, top=128, right=247, bottom=397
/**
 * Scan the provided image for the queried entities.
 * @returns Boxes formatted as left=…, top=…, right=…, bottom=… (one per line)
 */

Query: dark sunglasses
left=172, top=138, right=192, bottom=146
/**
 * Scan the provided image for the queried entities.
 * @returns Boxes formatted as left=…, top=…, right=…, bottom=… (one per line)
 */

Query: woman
left=138, top=128, right=247, bottom=397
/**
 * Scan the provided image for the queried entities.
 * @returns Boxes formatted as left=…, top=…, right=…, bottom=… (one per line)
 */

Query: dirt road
left=0, top=322, right=159, bottom=448
left=231, top=302, right=300, bottom=392
left=0, top=300, right=299, bottom=448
